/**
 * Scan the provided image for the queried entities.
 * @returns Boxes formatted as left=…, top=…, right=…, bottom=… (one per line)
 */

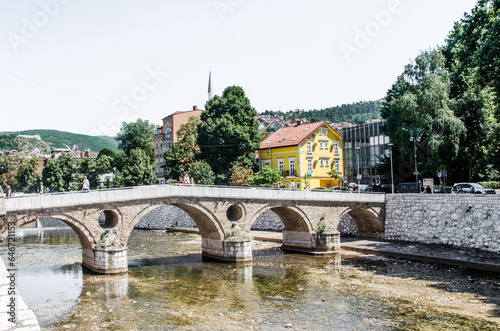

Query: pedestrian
left=178, top=177, right=184, bottom=185
left=183, top=172, right=190, bottom=185
left=190, top=176, right=195, bottom=185
left=425, top=186, right=432, bottom=194
left=289, top=180, right=296, bottom=191
left=82, top=176, right=90, bottom=192
left=5, top=185, right=11, bottom=198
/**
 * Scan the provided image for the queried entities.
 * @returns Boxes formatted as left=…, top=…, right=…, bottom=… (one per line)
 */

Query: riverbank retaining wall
left=385, top=194, right=500, bottom=253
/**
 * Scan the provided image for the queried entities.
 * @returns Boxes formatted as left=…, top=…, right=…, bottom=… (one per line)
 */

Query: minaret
left=208, top=69, right=213, bottom=101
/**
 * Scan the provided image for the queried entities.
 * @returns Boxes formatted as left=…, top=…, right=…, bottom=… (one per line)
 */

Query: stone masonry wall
left=385, top=194, right=500, bottom=253
left=134, top=205, right=285, bottom=231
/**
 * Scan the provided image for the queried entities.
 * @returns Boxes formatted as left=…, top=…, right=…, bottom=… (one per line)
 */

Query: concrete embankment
left=0, top=257, right=40, bottom=330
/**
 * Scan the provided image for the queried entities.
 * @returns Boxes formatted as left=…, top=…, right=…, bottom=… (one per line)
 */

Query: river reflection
left=1, top=228, right=499, bottom=330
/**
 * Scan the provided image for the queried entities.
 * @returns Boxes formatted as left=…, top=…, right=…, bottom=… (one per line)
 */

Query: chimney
left=193, top=105, right=198, bottom=110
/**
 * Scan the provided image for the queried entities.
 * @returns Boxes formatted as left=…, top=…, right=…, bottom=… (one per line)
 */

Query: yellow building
left=257, top=121, right=343, bottom=190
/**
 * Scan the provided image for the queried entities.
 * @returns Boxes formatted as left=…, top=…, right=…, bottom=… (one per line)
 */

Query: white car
left=452, top=183, right=496, bottom=194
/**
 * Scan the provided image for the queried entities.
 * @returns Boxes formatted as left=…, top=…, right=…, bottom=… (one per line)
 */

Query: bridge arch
left=16, top=213, right=97, bottom=249
left=247, top=205, right=312, bottom=233
left=126, top=202, right=225, bottom=242
left=339, top=207, right=384, bottom=238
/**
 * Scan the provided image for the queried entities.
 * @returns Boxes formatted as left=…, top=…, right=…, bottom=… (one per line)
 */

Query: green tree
left=443, top=1, right=500, bottom=180
left=42, top=159, right=65, bottom=192
left=57, top=153, right=77, bottom=191
left=381, top=49, right=466, bottom=181
left=120, top=149, right=155, bottom=187
left=115, top=119, right=156, bottom=161
left=162, top=116, right=201, bottom=180
left=16, top=157, right=41, bottom=193
left=0, top=155, right=18, bottom=191
left=189, top=160, right=215, bottom=185
left=198, top=86, right=260, bottom=184
left=162, top=144, right=186, bottom=181
left=248, top=167, right=281, bottom=187
left=79, top=157, right=99, bottom=189
left=97, top=148, right=116, bottom=160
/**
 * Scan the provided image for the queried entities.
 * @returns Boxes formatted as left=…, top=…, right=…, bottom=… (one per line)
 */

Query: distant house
left=257, top=120, right=343, bottom=190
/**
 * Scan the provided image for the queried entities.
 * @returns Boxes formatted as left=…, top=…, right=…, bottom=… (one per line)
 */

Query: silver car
left=452, top=182, right=496, bottom=194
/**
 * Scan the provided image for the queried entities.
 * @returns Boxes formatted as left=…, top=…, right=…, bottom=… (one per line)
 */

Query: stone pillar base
left=82, top=248, right=128, bottom=274
left=202, top=238, right=252, bottom=262
left=313, top=230, right=341, bottom=252
left=282, top=230, right=341, bottom=254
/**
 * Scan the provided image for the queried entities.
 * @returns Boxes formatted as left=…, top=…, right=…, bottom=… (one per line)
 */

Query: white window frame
left=333, top=142, right=339, bottom=156
left=306, top=140, right=312, bottom=154
left=289, top=158, right=295, bottom=177
left=334, top=160, right=339, bottom=172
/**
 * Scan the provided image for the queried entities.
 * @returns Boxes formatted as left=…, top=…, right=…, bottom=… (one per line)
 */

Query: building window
left=325, top=158, right=329, bottom=168
left=319, top=141, right=323, bottom=150
left=334, top=160, right=339, bottom=172
left=320, top=159, right=324, bottom=167
left=307, top=159, right=313, bottom=173
left=289, top=159, right=295, bottom=176
left=333, top=142, right=339, bottom=156
left=278, top=160, right=284, bottom=176
left=307, top=141, right=312, bottom=154
left=324, top=141, right=328, bottom=150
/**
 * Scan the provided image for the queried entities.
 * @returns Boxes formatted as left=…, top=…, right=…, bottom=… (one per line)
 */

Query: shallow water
left=1, top=228, right=500, bottom=330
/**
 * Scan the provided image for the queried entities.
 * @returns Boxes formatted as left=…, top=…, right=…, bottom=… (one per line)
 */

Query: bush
left=479, top=181, right=500, bottom=189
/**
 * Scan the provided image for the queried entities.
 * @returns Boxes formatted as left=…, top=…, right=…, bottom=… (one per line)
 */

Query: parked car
left=452, top=182, right=496, bottom=194
left=397, top=182, right=423, bottom=193
left=378, top=184, right=395, bottom=193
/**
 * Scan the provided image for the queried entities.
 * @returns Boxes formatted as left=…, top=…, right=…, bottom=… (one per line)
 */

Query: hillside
left=0, top=134, right=51, bottom=153
left=261, top=100, right=382, bottom=125
left=0, top=130, right=118, bottom=152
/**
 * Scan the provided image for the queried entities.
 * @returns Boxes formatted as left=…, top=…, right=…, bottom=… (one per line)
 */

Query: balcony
left=282, top=170, right=298, bottom=177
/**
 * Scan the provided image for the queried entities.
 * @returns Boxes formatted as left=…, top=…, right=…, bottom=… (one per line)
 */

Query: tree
left=97, top=148, right=116, bottom=160
left=79, top=157, right=99, bottom=189
left=162, top=116, right=201, bottom=180
left=189, top=160, right=215, bottom=185
left=197, top=86, right=260, bottom=184
left=16, top=157, right=40, bottom=193
left=247, top=167, right=281, bottom=187
left=327, top=169, right=342, bottom=181
left=120, top=149, right=155, bottom=187
left=0, top=155, right=18, bottom=191
left=115, top=119, right=156, bottom=161
left=42, top=159, right=65, bottom=192
left=228, top=163, right=253, bottom=186
left=381, top=49, right=466, bottom=181
left=443, top=1, right=500, bottom=180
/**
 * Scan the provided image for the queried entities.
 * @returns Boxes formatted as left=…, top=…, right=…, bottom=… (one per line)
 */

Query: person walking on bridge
left=82, top=176, right=90, bottom=192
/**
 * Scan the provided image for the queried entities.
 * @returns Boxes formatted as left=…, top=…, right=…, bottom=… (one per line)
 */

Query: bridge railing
left=4, top=184, right=386, bottom=212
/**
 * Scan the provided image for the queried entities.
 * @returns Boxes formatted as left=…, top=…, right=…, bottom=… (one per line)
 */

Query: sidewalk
left=250, top=230, right=500, bottom=273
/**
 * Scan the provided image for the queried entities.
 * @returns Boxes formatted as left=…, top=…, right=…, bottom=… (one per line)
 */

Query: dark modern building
left=342, top=120, right=391, bottom=186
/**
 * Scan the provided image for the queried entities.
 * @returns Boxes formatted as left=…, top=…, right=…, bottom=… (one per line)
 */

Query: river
left=1, top=228, right=500, bottom=330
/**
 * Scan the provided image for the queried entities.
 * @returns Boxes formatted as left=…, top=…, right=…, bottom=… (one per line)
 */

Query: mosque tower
left=208, top=69, right=214, bottom=101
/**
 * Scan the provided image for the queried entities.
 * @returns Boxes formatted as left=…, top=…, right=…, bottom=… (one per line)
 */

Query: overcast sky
left=0, top=0, right=478, bottom=136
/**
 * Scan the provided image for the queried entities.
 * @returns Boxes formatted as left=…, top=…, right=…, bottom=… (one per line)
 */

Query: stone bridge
left=0, top=185, right=386, bottom=274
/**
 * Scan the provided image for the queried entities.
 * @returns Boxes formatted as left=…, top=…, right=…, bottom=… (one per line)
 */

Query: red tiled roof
left=259, top=121, right=339, bottom=150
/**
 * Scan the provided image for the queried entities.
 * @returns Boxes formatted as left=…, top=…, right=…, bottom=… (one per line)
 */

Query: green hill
left=0, top=130, right=118, bottom=153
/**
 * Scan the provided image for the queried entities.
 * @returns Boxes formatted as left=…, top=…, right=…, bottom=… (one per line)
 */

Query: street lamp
left=409, top=129, right=421, bottom=183
left=388, top=143, right=394, bottom=194
left=356, top=146, right=361, bottom=192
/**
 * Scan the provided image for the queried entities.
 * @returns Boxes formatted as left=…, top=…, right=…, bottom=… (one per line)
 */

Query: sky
left=0, top=0, right=479, bottom=136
